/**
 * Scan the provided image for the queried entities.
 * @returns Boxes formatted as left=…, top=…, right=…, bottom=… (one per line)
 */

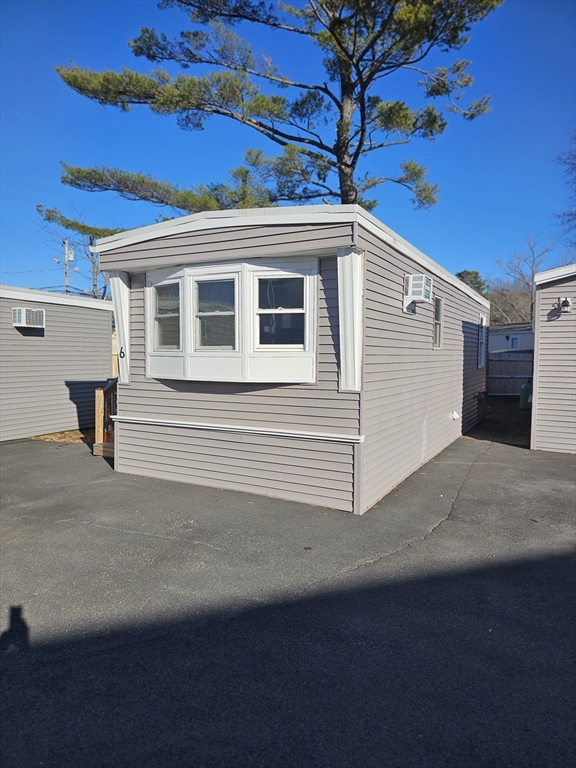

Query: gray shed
left=95, top=205, right=490, bottom=514
left=530, top=263, right=576, bottom=454
left=0, top=286, right=114, bottom=442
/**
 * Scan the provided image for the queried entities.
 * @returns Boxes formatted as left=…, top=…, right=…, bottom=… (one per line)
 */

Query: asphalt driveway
left=1, top=421, right=575, bottom=767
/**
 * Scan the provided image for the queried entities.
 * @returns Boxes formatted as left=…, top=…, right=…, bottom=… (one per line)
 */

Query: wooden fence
left=488, top=351, right=534, bottom=396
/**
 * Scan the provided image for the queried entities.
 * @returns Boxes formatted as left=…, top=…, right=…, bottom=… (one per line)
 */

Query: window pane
left=199, top=315, right=235, bottom=348
left=434, top=322, right=441, bottom=348
left=198, top=280, right=235, bottom=313
left=156, top=316, right=180, bottom=349
left=259, top=277, right=304, bottom=310
left=434, top=298, right=442, bottom=321
left=259, top=313, right=304, bottom=345
left=156, top=284, right=180, bottom=314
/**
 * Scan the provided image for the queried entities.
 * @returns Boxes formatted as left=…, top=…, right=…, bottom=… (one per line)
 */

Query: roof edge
left=0, top=285, right=114, bottom=311
left=534, top=263, right=576, bottom=285
left=93, top=204, right=490, bottom=309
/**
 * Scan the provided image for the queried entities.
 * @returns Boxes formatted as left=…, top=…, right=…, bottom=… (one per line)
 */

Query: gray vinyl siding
left=116, top=422, right=354, bottom=511
left=116, top=257, right=359, bottom=511
left=100, top=223, right=355, bottom=273
left=357, top=226, right=488, bottom=511
left=0, top=298, right=112, bottom=441
left=531, top=275, right=576, bottom=453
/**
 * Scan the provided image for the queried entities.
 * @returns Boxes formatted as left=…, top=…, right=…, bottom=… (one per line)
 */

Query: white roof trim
left=93, top=204, right=489, bottom=309
left=112, top=414, right=364, bottom=444
left=534, top=263, right=576, bottom=285
left=92, top=205, right=359, bottom=252
left=0, top=285, right=114, bottom=311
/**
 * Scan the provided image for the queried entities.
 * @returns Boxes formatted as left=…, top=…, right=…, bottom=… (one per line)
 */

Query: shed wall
left=116, top=256, right=359, bottom=511
left=0, top=297, right=112, bottom=441
left=357, top=226, right=488, bottom=511
left=531, top=275, right=576, bottom=453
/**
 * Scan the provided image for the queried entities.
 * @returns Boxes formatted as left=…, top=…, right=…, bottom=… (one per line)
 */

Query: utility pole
left=59, top=239, right=75, bottom=294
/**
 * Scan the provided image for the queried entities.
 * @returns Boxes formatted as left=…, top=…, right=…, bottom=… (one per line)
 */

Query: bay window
left=146, top=258, right=317, bottom=383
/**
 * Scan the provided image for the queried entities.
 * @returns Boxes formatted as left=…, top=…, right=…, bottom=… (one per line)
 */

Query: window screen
left=257, top=277, right=305, bottom=345
left=196, top=279, right=236, bottom=349
left=154, top=283, right=180, bottom=350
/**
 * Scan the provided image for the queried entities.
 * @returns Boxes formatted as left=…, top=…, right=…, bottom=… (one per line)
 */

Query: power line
left=0, top=268, right=61, bottom=275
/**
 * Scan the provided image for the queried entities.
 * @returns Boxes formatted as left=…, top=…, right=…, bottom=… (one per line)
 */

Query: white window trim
left=433, top=295, right=443, bottom=349
left=110, top=271, right=130, bottom=384
left=191, top=271, right=239, bottom=352
left=146, top=257, right=318, bottom=383
left=510, top=335, right=520, bottom=349
left=478, top=315, right=487, bottom=368
left=337, top=247, right=364, bottom=392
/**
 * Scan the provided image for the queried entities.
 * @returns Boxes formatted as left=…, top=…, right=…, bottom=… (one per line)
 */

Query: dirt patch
left=32, top=429, right=95, bottom=446
left=467, top=396, right=532, bottom=447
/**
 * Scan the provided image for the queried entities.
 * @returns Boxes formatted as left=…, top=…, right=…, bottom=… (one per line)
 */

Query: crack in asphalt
left=305, top=439, right=494, bottom=588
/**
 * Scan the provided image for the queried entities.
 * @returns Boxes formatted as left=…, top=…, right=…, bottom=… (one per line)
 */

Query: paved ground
left=1, top=403, right=575, bottom=767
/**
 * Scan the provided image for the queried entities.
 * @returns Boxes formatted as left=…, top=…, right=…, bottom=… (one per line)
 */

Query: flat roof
left=93, top=205, right=490, bottom=309
left=0, top=285, right=114, bottom=311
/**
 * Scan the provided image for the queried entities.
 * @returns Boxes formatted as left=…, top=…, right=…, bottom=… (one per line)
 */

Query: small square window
left=510, top=336, right=519, bottom=349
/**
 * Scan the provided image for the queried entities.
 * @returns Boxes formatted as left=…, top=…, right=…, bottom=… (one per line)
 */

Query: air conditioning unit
left=12, top=307, right=45, bottom=328
left=404, top=274, right=433, bottom=312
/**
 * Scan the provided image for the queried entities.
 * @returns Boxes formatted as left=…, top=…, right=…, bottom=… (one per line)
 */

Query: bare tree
left=487, top=236, right=553, bottom=323
left=556, top=132, right=576, bottom=249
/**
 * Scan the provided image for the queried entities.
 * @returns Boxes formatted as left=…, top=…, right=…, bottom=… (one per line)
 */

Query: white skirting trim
left=112, top=414, right=364, bottom=444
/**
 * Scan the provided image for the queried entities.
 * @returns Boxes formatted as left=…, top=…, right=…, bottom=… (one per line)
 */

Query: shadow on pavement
left=468, top=395, right=532, bottom=447
left=1, top=552, right=574, bottom=768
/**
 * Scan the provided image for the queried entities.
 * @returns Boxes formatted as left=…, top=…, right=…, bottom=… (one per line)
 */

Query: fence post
left=95, top=387, right=104, bottom=445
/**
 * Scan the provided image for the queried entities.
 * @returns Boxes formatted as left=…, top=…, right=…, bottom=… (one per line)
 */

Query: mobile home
left=0, top=286, right=114, bottom=442
left=95, top=205, right=489, bottom=514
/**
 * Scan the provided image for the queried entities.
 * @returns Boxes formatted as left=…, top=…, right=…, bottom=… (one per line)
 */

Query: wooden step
left=93, top=442, right=114, bottom=458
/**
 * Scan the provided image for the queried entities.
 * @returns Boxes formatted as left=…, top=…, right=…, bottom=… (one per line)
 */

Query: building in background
left=488, top=321, right=534, bottom=353
left=531, top=264, right=576, bottom=454
left=0, top=286, right=114, bottom=441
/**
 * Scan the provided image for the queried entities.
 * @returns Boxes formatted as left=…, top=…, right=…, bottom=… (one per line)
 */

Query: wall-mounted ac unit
left=404, top=274, right=433, bottom=312
left=12, top=307, right=45, bottom=328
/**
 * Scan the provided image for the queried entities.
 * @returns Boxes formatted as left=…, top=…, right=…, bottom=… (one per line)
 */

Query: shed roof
left=93, top=205, right=490, bottom=309
left=489, top=322, right=533, bottom=333
left=534, top=263, right=576, bottom=285
left=0, top=285, right=114, bottom=311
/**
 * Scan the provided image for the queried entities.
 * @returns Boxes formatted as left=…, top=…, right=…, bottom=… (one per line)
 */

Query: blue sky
left=1, top=0, right=575, bottom=293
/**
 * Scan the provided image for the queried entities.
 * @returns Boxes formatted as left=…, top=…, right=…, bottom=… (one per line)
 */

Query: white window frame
left=250, top=267, right=309, bottom=352
left=433, top=296, right=443, bottom=349
left=147, top=271, right=186, bottom=380
left=153, top=281, right=182, bottom=352
left=478, top=315, right=487, bottom=368
left=510, top=335, right=519, bottom=349
left=192, top=273, right=239, bottom=352
left=145, top=257, right=318, bottom=383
